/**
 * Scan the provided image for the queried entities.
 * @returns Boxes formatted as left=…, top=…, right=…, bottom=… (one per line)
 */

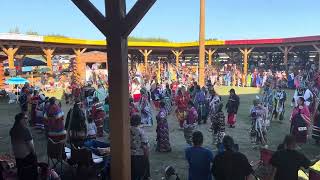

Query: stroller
left=7, top=92, right=17, bottom=104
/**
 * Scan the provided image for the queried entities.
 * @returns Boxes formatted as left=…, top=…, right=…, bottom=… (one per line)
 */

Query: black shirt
left=212, top=151, right=253, bottom=180
left=10, top=125, right=33, bottom=159
left=270, top=149, right=311, bottom=180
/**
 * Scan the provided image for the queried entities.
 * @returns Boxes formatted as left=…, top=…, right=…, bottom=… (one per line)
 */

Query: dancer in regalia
left=226, top=89, right=240, bottom=128
left=156, top=102, right=171, bottom=152
left=175, top=88, right=189, bottom=128
left=139, top=88, right=153, bottom=126
left=290, top=97, right=311, bottom=144
left=272, top=86, right=287, bottom=122
left=183, top=101, right=198, bottom=145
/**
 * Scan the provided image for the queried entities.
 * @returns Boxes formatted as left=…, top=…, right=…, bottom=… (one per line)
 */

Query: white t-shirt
left=87, top=122, right=97, bottom=136
left=304, top=89, right=313, bottom=106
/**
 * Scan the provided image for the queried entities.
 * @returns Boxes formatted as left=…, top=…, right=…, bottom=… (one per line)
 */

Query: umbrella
left=5, top=77, right=29, bottom=85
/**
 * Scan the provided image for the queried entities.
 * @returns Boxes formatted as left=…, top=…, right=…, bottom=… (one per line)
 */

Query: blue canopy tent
left=5, top=77, right=29, bottom=85
left=3, top=56, right=47, bottom=67
left=5, top=77, right=29, bottom=101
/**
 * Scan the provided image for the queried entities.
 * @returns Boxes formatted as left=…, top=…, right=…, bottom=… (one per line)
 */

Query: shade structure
left=38, top=67, right=51, bottom=73
left=5, top=77, right=29, bottom=85
left=3, top=56, right=47, bottom=67
left=22, top=66, right=32, bottom=72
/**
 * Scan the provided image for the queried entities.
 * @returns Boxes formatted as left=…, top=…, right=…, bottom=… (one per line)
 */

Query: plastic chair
left=47, top=138, right=66, bottom=174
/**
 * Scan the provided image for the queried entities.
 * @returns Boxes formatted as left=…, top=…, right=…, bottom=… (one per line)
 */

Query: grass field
left=0, top=86, right=318, bottom=179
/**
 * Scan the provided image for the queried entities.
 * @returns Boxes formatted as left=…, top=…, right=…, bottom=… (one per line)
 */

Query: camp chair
left=47, top=137, right=66, bottom=174
left=69, top=145, right=106, bottom=179
left=69, top=145, right=96, bottom=179
left=251, top=148, right=274, bottom=180
left=7, top=92, right=16, bottom=104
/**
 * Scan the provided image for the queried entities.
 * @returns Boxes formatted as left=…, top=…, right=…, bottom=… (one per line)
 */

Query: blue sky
left=0, top=0, right=319, bottom=41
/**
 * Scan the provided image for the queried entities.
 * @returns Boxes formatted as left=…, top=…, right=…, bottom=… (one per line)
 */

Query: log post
left=0, top=63, right=4, bottom=89
left=171, top=50, right=183, bottom=69
left=73, top=48, right=87, bottom=84
left=198, top=0, right=206, bottom=87
left=71, top=0, right=156, bottom=179
left=1, top=45, right=19, bottom=75
left=239, top=47, right=253, bottom=86
left=278, top=46, right=293, bottom=69
left=42, top=47, right=55, bottom=73
left=313, top=44, right=320, bottom=70
left=205, top=48, right=216, bottom=66
left=139, top=49, right=152, bottom=72
left=157, top=57, right=161, bottom=83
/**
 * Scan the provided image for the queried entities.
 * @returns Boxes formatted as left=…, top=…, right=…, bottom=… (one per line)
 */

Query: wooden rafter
left=1, top=45, right=19, bottom=69
left=313, top=44, right=320, bottom=52
left=71, top=0, right=108, bottom=36
left=205, top=48, right=216, bottom=66
left=139, top=49, right=152, bottom=71
left=205, top=48, right=216, bottom=56
left=121, top=0, right=157, bottom=37
left=278, top=46, right=293, bottom=53
left=171, top=49, right=183, bottom=57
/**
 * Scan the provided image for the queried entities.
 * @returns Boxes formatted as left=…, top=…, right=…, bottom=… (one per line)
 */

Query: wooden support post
left=198, top=0, right=206, bottom=87
left=171, top=50, right=183, bottom=68
left=139, top=49, right=152, bottom=72
left=278, top=46, right=293, bottom=68
left=72, top=0, right=156, bottom=179
left=42, top=47, right=55, bottom=73
left=158, top=57, right=161, bottom=83
left=17, top=55, right=26, bottom=75
left=1, top=45, right=19, bottom=71
left=0, top=63, right=4, bottom=89
left=313, top=44, right=320, bottom=70
left=205, top=49, right=216, bottom=66
left=239, top=47, right=253, bottom=86
left=73, top=48, right=87, bottom=83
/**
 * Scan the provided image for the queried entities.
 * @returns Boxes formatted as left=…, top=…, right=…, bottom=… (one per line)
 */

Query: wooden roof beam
left=71, top=0, right=108, bottom=36
left=278, top=46, right=294, bottom=53
left=313, top=44, right=320, bottom=52
left=121, top=0, right=157, bottom=37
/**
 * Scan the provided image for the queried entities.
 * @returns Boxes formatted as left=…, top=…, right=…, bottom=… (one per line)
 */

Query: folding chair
left=68, top=145, right=95, bottom=179
left=251, top=148, right=274, bottom=180
left=47, top=138, right=66, bottom=174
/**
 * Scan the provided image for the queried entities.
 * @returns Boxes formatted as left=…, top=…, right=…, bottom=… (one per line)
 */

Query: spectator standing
left=65, top=100, right=87, bottom=147
left=270, top=135, right=311, bottom=180
left=44, top=97, right=66, bottom=142
left=10, top=113, right=38, bottom=180
left=226, top=89, right=240, bottom=128
left=184, top=101, right=198, bottom=145
left=212, top=136, right=254, bottom=180
left=185, top=131, right=214, bottom=180
left=130, top=114, right=150, bottom=180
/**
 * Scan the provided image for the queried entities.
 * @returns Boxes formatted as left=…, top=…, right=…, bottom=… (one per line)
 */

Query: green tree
left=8, top=26, right=20, bottom=34
left=26, top=30, right=39, bottom=35
left=46, top=33, right=68, bottom=38
left=128, top=36, right=169, bottom=42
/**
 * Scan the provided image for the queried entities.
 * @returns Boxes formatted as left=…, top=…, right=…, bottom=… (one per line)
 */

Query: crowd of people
left=4, top=60, right=320, bottom=180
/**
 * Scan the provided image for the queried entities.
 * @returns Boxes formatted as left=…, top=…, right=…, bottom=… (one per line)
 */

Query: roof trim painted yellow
left=43, top=36, right=225, bottom=48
